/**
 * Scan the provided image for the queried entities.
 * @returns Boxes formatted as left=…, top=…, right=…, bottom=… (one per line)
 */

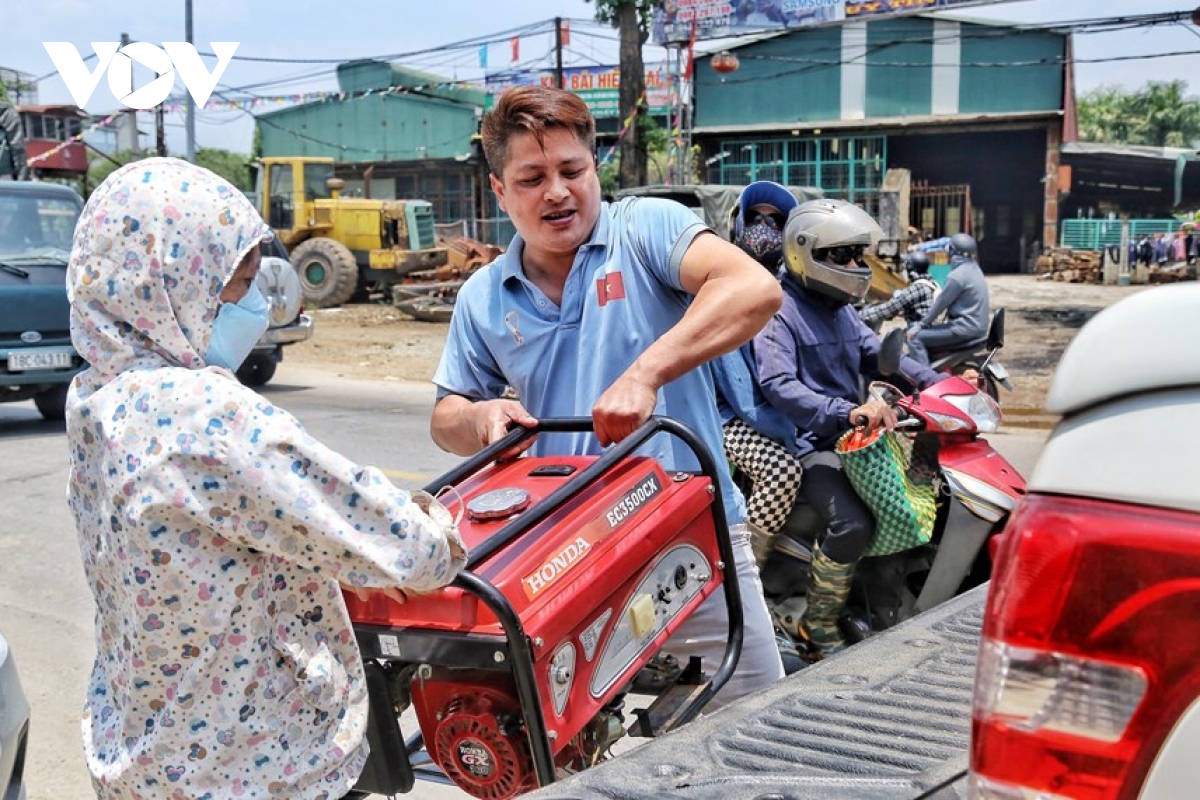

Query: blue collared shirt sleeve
left=623, top=197, right=709, bottom=291
left=432, top=268, right=509, bottom=401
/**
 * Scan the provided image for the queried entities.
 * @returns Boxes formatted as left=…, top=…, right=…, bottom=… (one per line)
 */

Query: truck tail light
left=972, top=494, right=1200, bottom=800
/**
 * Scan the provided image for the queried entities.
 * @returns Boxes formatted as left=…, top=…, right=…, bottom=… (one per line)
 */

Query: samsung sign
left=42, top=42, right=238, bottom=110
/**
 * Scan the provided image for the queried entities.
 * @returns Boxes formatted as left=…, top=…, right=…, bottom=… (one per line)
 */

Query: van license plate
left=8, top=348, right=74, bottom=371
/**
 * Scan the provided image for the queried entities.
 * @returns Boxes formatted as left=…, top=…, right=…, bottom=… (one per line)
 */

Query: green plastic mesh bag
left=835, top=427, right=938, bottom=557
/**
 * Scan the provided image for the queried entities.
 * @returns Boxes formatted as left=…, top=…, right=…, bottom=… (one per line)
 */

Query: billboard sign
left=652, top=0, right=1009, bottom=44
left=484, top=66, right=674, bottom=119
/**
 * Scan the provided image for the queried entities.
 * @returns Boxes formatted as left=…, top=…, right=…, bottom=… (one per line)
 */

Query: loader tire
left=293, top=237, right=359, bottom=308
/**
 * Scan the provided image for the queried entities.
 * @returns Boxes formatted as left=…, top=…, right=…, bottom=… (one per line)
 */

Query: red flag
left=683, top=18, right=697, bottom=79
left=596, top=272, right=626, bottom=307
left=561, top=20, right=570, bottom=46
left=511, top=36, right=520, bottom=63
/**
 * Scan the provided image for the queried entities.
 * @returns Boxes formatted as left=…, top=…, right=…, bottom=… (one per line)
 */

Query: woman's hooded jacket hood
left=67, top=157, right=270, bottom=396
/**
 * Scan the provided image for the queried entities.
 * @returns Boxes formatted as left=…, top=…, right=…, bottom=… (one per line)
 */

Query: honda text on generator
left=342, top=418, right=743, bottom=799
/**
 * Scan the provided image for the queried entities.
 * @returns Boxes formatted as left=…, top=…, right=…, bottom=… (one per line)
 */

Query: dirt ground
left=283, top=274, right=1151, bottom=429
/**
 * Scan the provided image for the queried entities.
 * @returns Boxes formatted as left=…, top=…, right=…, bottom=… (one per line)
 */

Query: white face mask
left=206, top=283, right=270, bottom=371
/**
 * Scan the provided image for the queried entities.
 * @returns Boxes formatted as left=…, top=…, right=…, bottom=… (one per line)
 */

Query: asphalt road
left=0, top=364, right=1048, bottom=800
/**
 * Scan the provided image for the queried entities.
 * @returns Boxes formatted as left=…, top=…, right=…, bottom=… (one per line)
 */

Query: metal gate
left=910, top=182, right=972, bottom=240
left=1059, top=218, right=1181, bottom=250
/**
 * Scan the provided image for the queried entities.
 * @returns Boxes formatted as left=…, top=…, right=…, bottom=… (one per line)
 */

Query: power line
left=189, top=42, right=562, bottom=153
left=32, top=9, right=1197, bottom=155
left=22, top=17, right=666, bottom=104
left=709, top=45, right=1200, bottom=86
left=208, top=20, right=556, bottom=65
left=699, top=14, right=1200, bottom=87
left=213, top=90, right=470, bottom=157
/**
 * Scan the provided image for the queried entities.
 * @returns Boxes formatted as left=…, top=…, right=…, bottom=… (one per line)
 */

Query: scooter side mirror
left=987, top=308, right=1005, bottom=351
left=878, top=328, right=905, bottom=376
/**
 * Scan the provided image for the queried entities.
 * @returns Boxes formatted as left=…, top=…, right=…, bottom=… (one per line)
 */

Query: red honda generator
left=342, top=417, right=743, bottom=799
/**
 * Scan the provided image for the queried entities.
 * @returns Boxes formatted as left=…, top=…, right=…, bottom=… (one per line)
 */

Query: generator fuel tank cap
left=466, top=487, right=532, bottom=522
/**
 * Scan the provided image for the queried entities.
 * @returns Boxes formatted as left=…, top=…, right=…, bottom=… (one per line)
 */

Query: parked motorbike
left=862, top=295, right=1013, bottom=402
left=759, top=328, right=1026, bottom=658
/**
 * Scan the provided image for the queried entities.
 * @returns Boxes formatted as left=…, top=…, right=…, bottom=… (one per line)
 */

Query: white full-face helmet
left=782, top=198, right=883, bottom=304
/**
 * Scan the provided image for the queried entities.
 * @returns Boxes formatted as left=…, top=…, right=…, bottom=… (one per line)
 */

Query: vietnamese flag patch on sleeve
left=597, top=272, right=626, bottom=307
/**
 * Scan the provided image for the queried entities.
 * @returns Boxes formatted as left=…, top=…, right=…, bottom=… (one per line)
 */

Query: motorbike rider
left=713, top=180, right=805, bottom=566
left=710, top=180, right=808, bottom=673
left=858, top=250, right=940, bottom=331
left=906, top=232, right=990, bottom=366
left=754, top=198, right=941, bottom=658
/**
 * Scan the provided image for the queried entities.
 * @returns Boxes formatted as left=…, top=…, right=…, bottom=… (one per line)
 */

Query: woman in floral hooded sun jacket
left=65, top=158, right=466, bottom=799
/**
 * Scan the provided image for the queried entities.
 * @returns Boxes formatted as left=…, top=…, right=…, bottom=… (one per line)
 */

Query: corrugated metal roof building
left=257, top=61, right=486, bottom=229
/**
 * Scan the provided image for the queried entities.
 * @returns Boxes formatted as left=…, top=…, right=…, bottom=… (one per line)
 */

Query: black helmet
left=948, top=233, right=978, bottom=260
left=906, top=251, right=930, bottom=275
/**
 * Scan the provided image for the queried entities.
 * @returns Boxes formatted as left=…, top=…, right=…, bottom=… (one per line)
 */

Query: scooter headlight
left=942, top=392, right=1003, bottom=433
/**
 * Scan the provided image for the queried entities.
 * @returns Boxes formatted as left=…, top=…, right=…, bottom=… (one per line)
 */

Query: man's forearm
left=861, top=288, right=911, bottom=326
left=430, top=394, right=485, bottom=455
left=624, top=271, right=781, bottom=391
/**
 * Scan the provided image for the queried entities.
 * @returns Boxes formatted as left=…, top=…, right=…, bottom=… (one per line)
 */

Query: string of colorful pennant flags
left=26, top=20, right=682, bottom=175
left=23, top=112, right=120, bottom=167
left=598, top=88, right=647, bottom=168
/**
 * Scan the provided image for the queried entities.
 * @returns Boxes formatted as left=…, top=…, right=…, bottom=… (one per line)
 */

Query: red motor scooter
left=761, top=327, right=1026, bottom=648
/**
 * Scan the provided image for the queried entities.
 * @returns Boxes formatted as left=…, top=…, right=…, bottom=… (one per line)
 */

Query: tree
left=87, top=150, right=141, bottom=192
left=1078, top=80, right=1200, bottom=148
left=599, top=115, right=670, bottom=195
left=195, top=148, right=253, bottom=191
left=590, top=0, right=656, bottom=189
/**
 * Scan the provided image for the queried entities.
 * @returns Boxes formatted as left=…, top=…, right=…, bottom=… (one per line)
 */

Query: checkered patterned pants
left=723, top=418, right=804, bottom=535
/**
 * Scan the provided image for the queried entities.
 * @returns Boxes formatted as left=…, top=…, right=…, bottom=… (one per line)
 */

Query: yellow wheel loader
left=252, top=157, right=448, bottom=307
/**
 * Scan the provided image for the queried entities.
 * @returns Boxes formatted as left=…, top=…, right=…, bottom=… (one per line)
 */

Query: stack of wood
left=1147, top=263, right=1192, bottom=284
left=1035, top=247, right=1103, bottom=283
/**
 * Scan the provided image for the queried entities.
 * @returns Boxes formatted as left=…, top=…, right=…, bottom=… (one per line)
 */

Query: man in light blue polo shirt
left=431, top=85, right=785, bottom=707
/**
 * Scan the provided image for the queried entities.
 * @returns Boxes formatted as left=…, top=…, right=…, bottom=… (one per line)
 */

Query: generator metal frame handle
left=423, top=415, right=745, bottom=789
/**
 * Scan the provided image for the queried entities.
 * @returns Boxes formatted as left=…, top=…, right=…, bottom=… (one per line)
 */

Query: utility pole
left=185, top=0, right=196, bottom=163
left=616, top=3, right=647, bottom=189
left=119, top=32, right=141, bottom=155
left=670, top=45, right=681, bottom=185
left=554, top=17, right=564, bottom=89
left=155, top=66, right=167, bottom=156
left=155, top=100, right=166, bottom=156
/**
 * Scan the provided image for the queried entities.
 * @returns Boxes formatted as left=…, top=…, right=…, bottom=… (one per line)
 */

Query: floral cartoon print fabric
left=65, top=158, right=465, bottom=799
